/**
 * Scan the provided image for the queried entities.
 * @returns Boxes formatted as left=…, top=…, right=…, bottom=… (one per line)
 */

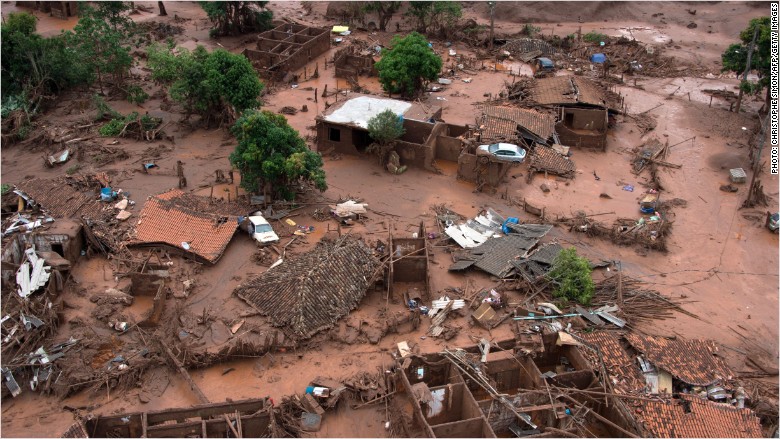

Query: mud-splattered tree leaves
left=230, top=110, right=326, bottom=199
left=546, top=247, right=595, bottom=306
left=721, top=17, right=771, bottom=111
left=406, top=1, right=461, bottom=36
left=375, top=32, right=442, bottom=98
left=200, top=1, right=273, bottom=37
left=147, top=44, right=263, bottom=123
left=367, top=109, right=405, bottom=145
left=363, top=1, right=401, bottom=32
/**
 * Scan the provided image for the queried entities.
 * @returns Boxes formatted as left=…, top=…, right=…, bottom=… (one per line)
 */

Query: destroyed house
left=234, top=238, right=380, bottom=340
left=130, top=189, right=239, bottom=264
left=396, top=334, right=635, bottom=437
left=15, top=1, right=78, bottom=18
left=242, top=23, right=330, bottom=80
left=317, top=95, right=466, bottom=171
left=334, top=43, right=377, bottom=80
left=75, top=398, right=271, bottom=438
left=14, top=177, right=105, bottom=220
left=524, top=76, right=619, bottom=151
left=477, top=105, right=556, bottom=146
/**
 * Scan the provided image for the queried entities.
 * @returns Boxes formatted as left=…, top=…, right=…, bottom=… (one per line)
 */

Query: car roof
left=248, top=215, right=270, bottom=225
left=493, top=143, right=519, bottom=150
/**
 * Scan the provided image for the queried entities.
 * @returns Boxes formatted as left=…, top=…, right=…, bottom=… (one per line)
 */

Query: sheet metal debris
left=16, top=247, right=51, bottom=299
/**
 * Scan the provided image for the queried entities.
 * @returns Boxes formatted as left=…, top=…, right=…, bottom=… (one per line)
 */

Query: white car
left=477, top=143, right=527, bottom=163
left=247, top=213, right=279, bottom=244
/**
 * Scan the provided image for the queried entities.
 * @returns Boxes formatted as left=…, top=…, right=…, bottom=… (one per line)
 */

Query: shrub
left=583, top=31, right=608, bottom=43
left=547, top=247, right=595, bottom=305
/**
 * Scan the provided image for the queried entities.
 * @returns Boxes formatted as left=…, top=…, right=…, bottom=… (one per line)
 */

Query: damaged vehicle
left=477, top=142, right=527, bottom=164
left=240, top=212, right=279, bottom=245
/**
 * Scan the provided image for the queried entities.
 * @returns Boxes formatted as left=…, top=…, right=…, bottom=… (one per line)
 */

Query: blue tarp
left=590, top=53, right=607, bottom=63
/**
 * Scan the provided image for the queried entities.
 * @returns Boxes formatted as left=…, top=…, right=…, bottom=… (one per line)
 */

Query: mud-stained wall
left=425, top=383, right=483, bottom=426
left=431, top=417, right=495, bottom=438
left=435, top=136, right=463, bottom=162
left=556, top=108, right=608, bottom=151
left=316, top=121, right=358, bottom=154
left=402, top=119, right=435, bottom=144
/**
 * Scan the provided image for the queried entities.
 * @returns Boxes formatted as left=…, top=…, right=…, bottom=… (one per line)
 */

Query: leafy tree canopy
left=363, top=1, right=401, bottom=31
left=147, top=44, right=263, bottom=121
left=547, top=247, right=595, bottom=305
left=721, top=17, right=770, bottom=94
left=406, top=1, right=461, bottom=36
left=367, top=109, right=405, bottom=144
left=200, top=1, right=273, bottom=37
left=375, top=32, right=442, bottom=97
left=229, top=110, right=326, bottom=199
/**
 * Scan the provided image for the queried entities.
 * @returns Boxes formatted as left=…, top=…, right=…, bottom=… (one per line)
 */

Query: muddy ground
left=1, top=1, right=777, bottom=437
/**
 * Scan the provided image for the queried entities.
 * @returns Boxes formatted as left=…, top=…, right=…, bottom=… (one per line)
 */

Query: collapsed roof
left=477, top=104, right=556, bottom=144
left=14, top=178, right=106, bottom=220
left=635, top=394, right=762, bottom=438
left=523, top=76, right=621, bottom=112
left=131, top=189, right=239, bottom=264
left=624, top=333, right=734, bottom=387
left=234, top=237, right=380, bottom=340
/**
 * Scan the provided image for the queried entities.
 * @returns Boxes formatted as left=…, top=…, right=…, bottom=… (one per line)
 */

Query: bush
left=1, top=184, right=10, bottom=195
left=547, top=247, right=595, bottom=305
left=583, top=31, right=608, bottom=43
left=375, top=32, right=442, bottom=97
left=521, top=23, right=541, bottom=36
left=367, top=109, right=405, bottom=145
left=99, top=112, right=161, bottom=137
left=126, top=85, right=149, bottom=104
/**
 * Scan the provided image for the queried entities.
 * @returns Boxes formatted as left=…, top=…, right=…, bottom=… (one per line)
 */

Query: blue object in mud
left=590, top=53, right=607, bottom=63
left=100, top=187, right=114, bottom=202
left=502, top=217, right=519, bottom=234
left=305, top=386, right=315, bottom=395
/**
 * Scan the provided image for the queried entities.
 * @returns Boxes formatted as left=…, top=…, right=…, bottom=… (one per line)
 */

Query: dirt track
left=0, top=1, right=777, bottom=437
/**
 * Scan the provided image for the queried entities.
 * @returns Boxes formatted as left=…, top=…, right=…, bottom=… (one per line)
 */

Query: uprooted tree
left=547, top=247, right=595, bottom=305
left=375, top=32, right=442, bottom=98
left=229, top=110, right=327, bottom=200
left=147, top=44, right=263, bottom=126
left=200, top=1, right=273, bottom=37
left=721, top=16, right=771, bottom=114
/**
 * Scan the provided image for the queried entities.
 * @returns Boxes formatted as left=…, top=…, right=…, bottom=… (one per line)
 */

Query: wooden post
left=709, top=96, right=713, bottom=107
left=209, top=185, right=213, bottom=201
left=304, top=66, right=307, bottom=80
left=322, top=84, right=327, bottom=97
left=617, top=265, right=623, bottom=307
left=314, top=88, right=318, bottom=103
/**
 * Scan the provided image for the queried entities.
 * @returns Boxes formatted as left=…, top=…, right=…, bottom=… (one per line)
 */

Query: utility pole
left=488, top=2, right=496, bottom=51
left=734, top=25, right=759, bottom=114
left=743, top=113, right=770, bottom=208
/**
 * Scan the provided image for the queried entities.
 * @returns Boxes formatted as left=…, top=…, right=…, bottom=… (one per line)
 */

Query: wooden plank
left=516, top=403, right=566, bottom=412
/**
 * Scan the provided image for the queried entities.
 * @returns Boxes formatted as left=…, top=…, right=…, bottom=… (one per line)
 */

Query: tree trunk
left=158, top=1, right=167, bottom=16
left=488, top=2, right=495, bottom=50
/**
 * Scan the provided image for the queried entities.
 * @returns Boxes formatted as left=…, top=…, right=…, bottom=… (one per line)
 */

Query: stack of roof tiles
left=634, top=394, right=762, bottom=438
left=625, top=333, right=734, bottom=386
left=132, top=189, right=238, bottom=264
left=15, top=178, right=106, bottom=219
left=528, top=144, right=576, bottom=178
left=234, top=238, right=380, bottom=340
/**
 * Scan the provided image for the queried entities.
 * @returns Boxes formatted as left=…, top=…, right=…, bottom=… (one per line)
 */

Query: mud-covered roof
left=624, top=333, right=734, bottom=386
left=479, top=105, right=556, bottom=141
left=528, top=144, right=577, bottom=177
left=529, top=76, right=616, bottom=110
left=472, top=234, right=539, bottom=278
left=131, top=189, right=238, bottom=264
left=234, top=238, right=380, bottom=340
left=15, top=178, right=106, bottom=219
left=320, top=94, right=440, bottom=129
left=635, top=394, right=762, bottom=438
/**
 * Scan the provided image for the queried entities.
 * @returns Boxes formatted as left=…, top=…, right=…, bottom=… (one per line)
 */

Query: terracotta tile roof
left=234, top=238, right=380, bottom=340
left=132, top=189, right=238, bottom=264
left=528, top=145, right=576, bottom=177
left=633, top=394, right=762, bottom=438
left=529, top=76, right=616, bottom=110
left=479, top=105, right=556, bottom=141
left=15, top=178, right=107, bottom=219
left=579, top=331, right=647, bottom=394
left=625, top=333, right=734, bottom=386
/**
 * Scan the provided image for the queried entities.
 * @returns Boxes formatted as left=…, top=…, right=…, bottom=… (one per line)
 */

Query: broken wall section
left=243, top=24, right=330, bottom=80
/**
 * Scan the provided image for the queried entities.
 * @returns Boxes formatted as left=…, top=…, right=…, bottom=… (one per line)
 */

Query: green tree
left=375, top=32, right=442, bottom=98
left=229, top=110, right=326, bottom=199
left=147, top=44, right=263, bottom=123
left=721, top=17, right=771, bottom=113
left=546, top=247, right=594, bottom=305
left=367, top=109, right=405, bottom=144
left=406, top=1, right=461, bottom=36
left=363, top=1, right=401, bottom=32
left=200, top=1, right=273, bottom=37
left=68, top=3, right=135, bottom=93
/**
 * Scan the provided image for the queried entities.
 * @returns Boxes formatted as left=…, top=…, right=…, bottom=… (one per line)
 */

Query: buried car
left=240, top=213, right=279, bottom=244
left=477, top=143, right=527, bottom=164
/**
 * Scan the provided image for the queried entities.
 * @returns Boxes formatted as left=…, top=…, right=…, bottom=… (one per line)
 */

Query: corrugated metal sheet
left=473, top=235, right=539, bottom=278
left=505, top=223, right=553, bottom=240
